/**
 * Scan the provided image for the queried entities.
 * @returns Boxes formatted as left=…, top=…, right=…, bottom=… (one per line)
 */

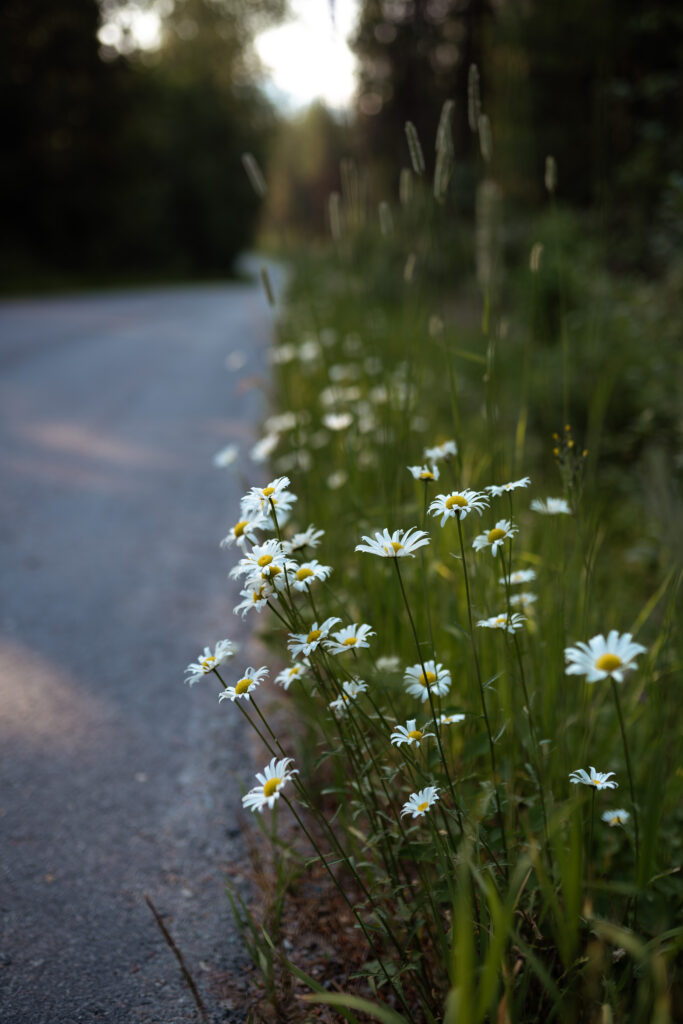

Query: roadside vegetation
left=187, top=77, right=682, bottom=1022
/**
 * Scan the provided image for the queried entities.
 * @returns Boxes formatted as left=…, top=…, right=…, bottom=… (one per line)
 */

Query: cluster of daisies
left=185, top=468, right=646, bottom=830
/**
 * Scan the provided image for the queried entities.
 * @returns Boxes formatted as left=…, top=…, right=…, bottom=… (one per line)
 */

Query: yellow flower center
left=342, top=637, right=357, bottom=646
left=263, top=778, right=281, bottom=797
left=488, top=528, right=506, bottom=543
left=306, top=629, right=322, bottom=644
left=267, top=564, right=281, bottom=577
left=446, top=494, right=468, bottom=509
left=296, top=568, right=314, bottom=581
left=417, top=801, right=429, bottom=812
left=233, top=520, right=248, bottom=537
left=420, top=471, right=435, bottom=480
left=420, top=670, right=437, bottom=686
left=390, top=541, right=403, bottom=552
left=408, top=729, right=423, bottom=741
left=201, top=657, right=215, bottom=671
left=595, top=653, right=622, bottom=672
left=288, top=667, right=300, bottom=677
left=257, top=554, right=273, bottom=567
left=234, top=678, right=252, bottom=695
left=262, top=487, right=275, bottom=497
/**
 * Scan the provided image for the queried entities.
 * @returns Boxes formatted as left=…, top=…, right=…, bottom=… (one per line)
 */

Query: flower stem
left=610, top=678, right=640, bottom=877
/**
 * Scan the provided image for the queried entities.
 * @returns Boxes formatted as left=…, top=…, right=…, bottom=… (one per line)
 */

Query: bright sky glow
left=255, top=0, right=359, bottom=110
left=98, top=0, right=359, bottom=110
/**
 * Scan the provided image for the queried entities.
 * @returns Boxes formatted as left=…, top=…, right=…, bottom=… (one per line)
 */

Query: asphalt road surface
left=0, top=277, right=277, bottom=1023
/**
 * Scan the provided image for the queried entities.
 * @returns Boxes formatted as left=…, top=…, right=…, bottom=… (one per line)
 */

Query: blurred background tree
left=0, top=0, right=285, bottom=287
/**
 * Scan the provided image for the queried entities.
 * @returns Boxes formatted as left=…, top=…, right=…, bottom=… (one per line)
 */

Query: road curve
left=0, top=280, right=275, bottom=1023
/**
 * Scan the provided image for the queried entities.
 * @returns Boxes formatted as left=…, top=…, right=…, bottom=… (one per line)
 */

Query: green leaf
left=301, top=991, right=410, bottom=1024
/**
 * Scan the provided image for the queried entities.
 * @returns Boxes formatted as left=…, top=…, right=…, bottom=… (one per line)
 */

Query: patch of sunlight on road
left=0, top=638, right=113, bottom=751
left=21, top=421, right=176, bottom=467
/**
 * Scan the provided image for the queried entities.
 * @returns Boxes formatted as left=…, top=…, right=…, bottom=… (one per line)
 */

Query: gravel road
left=0, top=278, right=276, bottom=1023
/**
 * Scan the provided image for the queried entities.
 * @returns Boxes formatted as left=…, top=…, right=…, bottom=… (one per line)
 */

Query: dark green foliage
left=0, top=0, right=281, bottom=286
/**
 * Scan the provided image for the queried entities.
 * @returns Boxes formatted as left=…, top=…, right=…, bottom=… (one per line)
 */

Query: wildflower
left=184, top=639, right=234, bottom=685
left=229, top=539, right=289, bottom=582
left=233, top=581, right=274, bottom=618
left=264, top=411, right=298, bottom=433
left=212, top=443, right=239, bottom=468
left=376, top=655, right=401, bottom=672
left=404, top=660, right=451, bottom=702
left=220, top=512, right=269, bottom=552
left=602, top=809, right=630, bottom=827
left=486, top=476, right=531, bottom=497
left=282, top=525, right=324, bottom=554
left=437, top=713, right=466, bottom=727
left=408, top=464, right=440, bottom=482
left=429, top=488, right=489, bottom=526
left=287, top=617, right=341, bottom=658
left=219, top=665, right=269, bottom=702
left=242, top=476, right=297, bottom=519
left=500, top=568, right=536, bottom=585
left=329, top=679, right=368, bottom=715
left=569, top=767, right=618, bottom=790
left=242, top=757, right=298, bottom=813
left=565, top=631, right=647, bottom=684
left=275, top=663, right=308, bottom=690
left=391, top=719, right=435, bottom=747
left=424, top=439, right=457, bottom=462
left=327, top=470, right=348, bottom=490
left=509, top=592, right=537, bottom=610
left=355, top=527, right=430, bottom=559
left=287, top=560, right=333, bottom=592
left=250, top=433, right=279, bottom=463
left=401, top=787, right=440, bottom=818
left=476, top=612, right=526, bottom=633
left=472, top=519, right=518, bottom=555
left=323, top=412, right=353, bottom=431
left=326, top=622, right=375, bottom=655
left=530, top=497, right=571, bottom=515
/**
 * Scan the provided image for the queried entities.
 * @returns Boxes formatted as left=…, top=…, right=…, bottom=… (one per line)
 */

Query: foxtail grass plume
left=405, top=121, right=426, bottom=176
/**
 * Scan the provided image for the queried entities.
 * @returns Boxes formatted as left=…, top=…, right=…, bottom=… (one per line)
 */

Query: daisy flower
left=184, top=639, right=234, bottom=685
left=569, top=767, right=618, bottom=790
left=499, top=568, right=536, bottom=586
left=329, top=679, right=368, bottom=715
left=326, top=622, right=375, bottom=655
left=564, top=631, right=647, bottom=684
left=401, top=786, right=440, bottom=818
left=476, top=612, right=526, bottom=633
left=407, top=464, right=440, bottom=482
left=219, top=665, right=269, bottom=702
left=509, top=592, right=537, bottom=609
left=391, top=718, right=435, bottom=747
left=241, top=477, right=297, bottom=519
left=233, top=581, right=274, bottom=618
left=602, top=809, right=630, bottom=827
left=429, top=488, right=489, bottom=526
left=403, top=660, right=451, bottom=702
left=287, top=617, right=341, bottom=658
left=286, top=560, right=332, bottom=592
left=376, top=655, right=401, bottom=672
left=530, top=497, right=571, bottom=515
left=437, top=713, right=466, bottom=727
left=212, top=443, right=239, bottom=468
left=274, top=663, right=308, bottom=690
left=355, top=527, right=430, bottom=558
left=229, top=538, right=289, bottom=582
left=220, top=512, right=269, bottom=552
left=424, top=439, right=457, bottom=462
left=323, top=412, right=353, bottom=431
left=472, top=519, right=518, bottom=555
left=282, top=525, right=324, bottom=554
left=242, top=757, right=298, bottom=813
left=250, top=433, right=280, bottom=463
left=486, top=476, right=531, bottom=497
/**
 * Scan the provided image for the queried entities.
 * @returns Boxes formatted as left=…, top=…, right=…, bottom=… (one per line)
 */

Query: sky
left=254, top=0, right=359, bottom=111
left=98, top=0, right=360, bottom=111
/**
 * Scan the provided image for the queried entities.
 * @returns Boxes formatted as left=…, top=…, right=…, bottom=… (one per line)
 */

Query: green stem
left=610, top=678, right=640, bottom=876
